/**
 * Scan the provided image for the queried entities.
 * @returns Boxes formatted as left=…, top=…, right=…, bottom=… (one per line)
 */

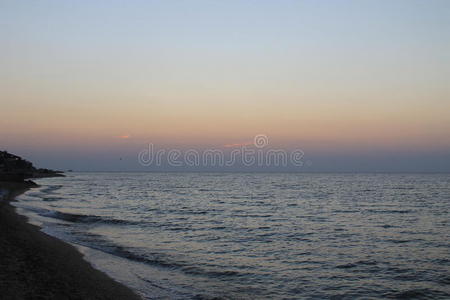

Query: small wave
left=384, top=288, right=449, bottom=299
left=198, top=188, right=225, bottom=192
left=181, top=266, right=241, bottom=277
left=42, top=196, right=62, bottom=202
left=233, top=214, right=272, bottom=218
left=40, top=185, right=63, bottom=194
left=75, top=236, right=246, bottom=280
left=336, top=260, right=378, bottom=269
left=192, top=295, right=227, bottom=300
left=386, top=239, right=412, bottom=244
left=110, top=247, right=185, bottom=269
left=366, top=209, right=413, bottom=214
left=186, top=210, right=208, bottom=215
left=438, top=275, right=450, bottom=285
left=210, top=226, right=227, bottom=230
left=381, top=224, right=395, bottom=228
left=43, top=211, right=140, bottom=225
left=106, top=245, right=245, bottom=280
left=167, top=209, right=209, bottom=215
left=58, top=231, right=188, bottom=271
left=392, top=186, right=415, bottom=190
left=432, top=258, right=450, bottom=265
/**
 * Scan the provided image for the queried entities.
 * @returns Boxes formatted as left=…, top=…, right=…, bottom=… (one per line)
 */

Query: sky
left=1, top=0, right=450, bottom=172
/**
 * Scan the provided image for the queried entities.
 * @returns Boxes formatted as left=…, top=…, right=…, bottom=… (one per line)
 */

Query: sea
left=14, top=173, right=450, bottom=299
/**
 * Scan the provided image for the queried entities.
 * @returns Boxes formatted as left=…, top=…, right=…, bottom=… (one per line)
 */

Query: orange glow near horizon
left=3, top=92, right=449, bottom=153
left=1, top=1, right=450, bottom=166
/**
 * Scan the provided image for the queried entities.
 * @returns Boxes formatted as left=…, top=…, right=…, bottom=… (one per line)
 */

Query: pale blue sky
left=1, top=0, right=449, bottom=171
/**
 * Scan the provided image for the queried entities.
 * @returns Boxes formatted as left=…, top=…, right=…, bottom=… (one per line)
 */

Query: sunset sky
left=1, top=0, right=450, bottom=171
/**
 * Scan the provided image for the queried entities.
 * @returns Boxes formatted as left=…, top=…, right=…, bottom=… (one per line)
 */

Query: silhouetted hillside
left=0, top=151, right=64, bottom=182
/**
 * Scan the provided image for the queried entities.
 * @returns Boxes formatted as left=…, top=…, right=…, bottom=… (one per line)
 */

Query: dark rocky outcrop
left=0, top=151, right=64, bottom=182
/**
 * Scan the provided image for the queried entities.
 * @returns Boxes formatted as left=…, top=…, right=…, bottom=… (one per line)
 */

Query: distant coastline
left=0, top=151, right=64, bottom=182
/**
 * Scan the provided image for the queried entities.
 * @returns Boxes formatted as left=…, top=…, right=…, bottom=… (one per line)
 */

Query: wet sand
left=0, top=181, right=141, bottom=300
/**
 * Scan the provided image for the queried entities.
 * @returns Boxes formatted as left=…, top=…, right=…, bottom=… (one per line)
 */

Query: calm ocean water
left=15, top=173, right=450, bottom=299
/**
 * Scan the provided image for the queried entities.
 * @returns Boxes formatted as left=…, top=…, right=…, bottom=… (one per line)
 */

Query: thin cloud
left=223, top=142, right=253, bottom=148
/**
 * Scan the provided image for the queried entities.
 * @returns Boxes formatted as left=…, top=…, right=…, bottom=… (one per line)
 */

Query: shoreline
left=0, top=181, right=141, bottom=300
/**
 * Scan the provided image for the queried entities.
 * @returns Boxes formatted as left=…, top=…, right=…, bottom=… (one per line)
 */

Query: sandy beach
left=0, top=181, right=141, bottom=300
